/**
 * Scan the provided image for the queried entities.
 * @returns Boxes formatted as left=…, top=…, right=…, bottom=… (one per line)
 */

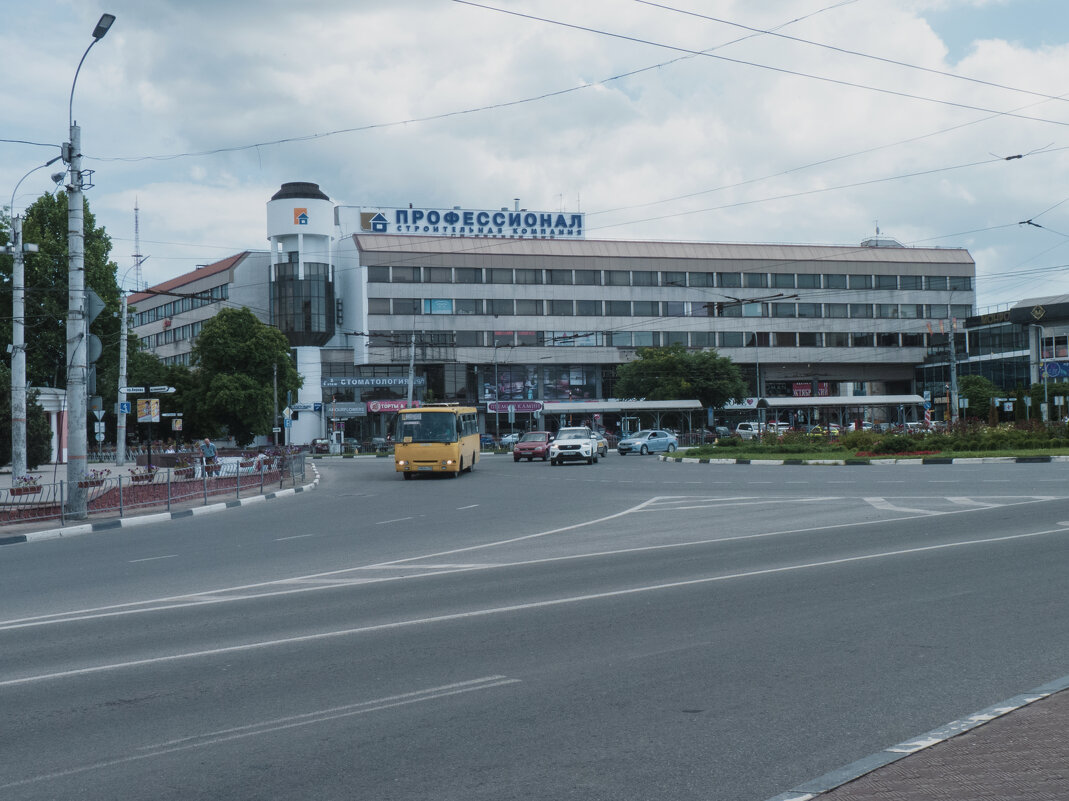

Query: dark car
left=480, top=433, right=496, bottom=449
left=311, top=438, right=330, bottom=454
left=513, top=431, right=552, bottom=461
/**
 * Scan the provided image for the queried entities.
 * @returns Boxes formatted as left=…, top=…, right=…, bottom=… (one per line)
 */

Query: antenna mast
left=132, top=200, right=144, bottom=291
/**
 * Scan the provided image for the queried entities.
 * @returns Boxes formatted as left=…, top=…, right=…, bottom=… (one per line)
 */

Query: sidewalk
left=770, top=677, right=1069, bottom=800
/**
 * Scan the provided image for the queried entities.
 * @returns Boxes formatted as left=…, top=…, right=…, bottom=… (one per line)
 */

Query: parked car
left=513, top=431, right=552, bottom=461
left=735, top=421, right=780, bottom=440
left=805, top=424, right=841, bottom=437
left=617, top=429, right=679, bottom=455
left=591, top=431, right=609, bottom=457
left=311, top=438, right=330, bottom=454
left=550, top=426, right=598, bottom=465
left=700, top=426, right=732, bottom=443
left=500, top=432, right=522, bottom=447
left=480, top=433, right=496, bottom=449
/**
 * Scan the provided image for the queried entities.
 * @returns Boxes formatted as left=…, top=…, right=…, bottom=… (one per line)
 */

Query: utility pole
left=406, top=330, right=416, bottom=406
left=948, top=318, right=959, bottom=424
left=8, top=215, right=29, bottom=480
left=273, top=361, right=278, bottom=446
left=115, top=289, right=129, bottom=465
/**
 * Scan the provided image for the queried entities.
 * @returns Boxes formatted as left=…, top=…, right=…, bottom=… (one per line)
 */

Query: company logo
left=360, top=212, right=389, bottom=232
left=294, top=208, right=309, bottom=225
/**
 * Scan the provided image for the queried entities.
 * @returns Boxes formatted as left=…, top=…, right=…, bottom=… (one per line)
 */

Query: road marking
left=376, top=516, right=415, bottom=525
left=864, top=497, right=938, bottom=515
left=127, top=555, right=177, bottom=563
left=2, top=525, right=1066, bottom=689
left=275, top=534, right=314, bottom=541
left=0, top=676, right=519, bottom=791
left=456, top=504, right=479, bottom=510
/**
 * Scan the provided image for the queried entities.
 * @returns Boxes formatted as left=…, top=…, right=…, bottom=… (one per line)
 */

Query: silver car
left=617, top=429, right=679, bottom=455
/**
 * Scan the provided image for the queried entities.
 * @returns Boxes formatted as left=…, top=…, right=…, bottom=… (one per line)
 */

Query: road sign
left=290, top=403, right=313, bottom=411
left=119, top=401, right=131, bottom=414
left=93, top=409, right=105, bottom=421
left=282, top=406, right=292, bottom=419
left=272, top=426, right=282, bottom=433
left=95, top=433, right=105, bottom=442
left=149, top=385, right=176, bottom=394
left=94, top=422, right=105, bottom=433
left=284, top=418, right=292, bottom=428
left=119, top=386, right=145, bottom=395
left=313, top=402, right=322, bottom=411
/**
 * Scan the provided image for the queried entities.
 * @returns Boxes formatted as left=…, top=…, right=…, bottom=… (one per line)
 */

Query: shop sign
left=359, top=205, right=585, bottom=240
left=488, top=401, right=543, bottom=413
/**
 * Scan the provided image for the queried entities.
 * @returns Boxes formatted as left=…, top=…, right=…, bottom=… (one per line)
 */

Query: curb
left=659, top=454, right=1066, bottom=466
left=763, top=672, right=1069, bottom=801
left=1, top=465, right=320, bottom=546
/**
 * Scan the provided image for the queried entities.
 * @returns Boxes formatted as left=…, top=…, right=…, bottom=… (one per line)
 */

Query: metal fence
left=0, top=454, right=307, bottom=529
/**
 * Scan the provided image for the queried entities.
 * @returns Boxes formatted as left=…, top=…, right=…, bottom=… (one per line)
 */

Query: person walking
left=199, top=437, right=217, bottom=475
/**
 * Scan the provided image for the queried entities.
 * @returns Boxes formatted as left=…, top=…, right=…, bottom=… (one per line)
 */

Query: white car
left=550, top=427, right=599, bottom=465
left=499, top=432, right=521, bottom=447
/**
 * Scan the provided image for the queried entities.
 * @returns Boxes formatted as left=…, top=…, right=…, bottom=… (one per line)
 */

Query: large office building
left=131, top=181, right=979, bottom=443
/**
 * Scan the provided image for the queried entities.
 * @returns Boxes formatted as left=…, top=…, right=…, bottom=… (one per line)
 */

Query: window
left=851, top=333, right=875, bottom=347
left=720, top=303, right=742, bottom=317
left=632, top=300, right=658, bottom=316
left=606, top=300, right=631, bottom=316
left=951, top=304, right=972, bottom=319
left=548, top=269, right=572, bottom=285
left=368, top=298, right=391, bottom=314
left=796, top=273, right=820, bottom=288
left=455, top=330, right=483, bottom=346
left=899, top=275, right=922, bottom=290
left=633, top=331, right=656, bottom=347
left=849, top=304, right=873, bottom=318
left=876, top=304, right=898, bottom=318
left=425, top=267, right=451, bottom=283
left=368, top=266, right=390, bottom=282
left=797, top=303, right=821, bottom=318
left=876, top=333, right=899, bottom=347
left=797, top=332, right=820, bottom=347
left=901, top=333, right=925, bottom=347
left=744, top=273, right=768, bottom=288
left=773, top=273, right=795, bottom=289
left=515, top=299, right=542, bottom=315
left=550, top=300, right=574, bottom=315
left=824, top=274, right=847, bottom=289
left=632, top=271, right=656, bottom=286
left=455, top=298, right=483, bottom=315
left=949, top=275, right=972, bottom=291
left=515, top=269, right=542, bottom=285
left=665, top=331, right=688, bottom=346
left=926, top=304, right=948, bottom=318
left=717, top=272, right=742, bottom=288
left=848, top=274, right=873, bottom=289
left=742, top=303, right=765, bottom=317
left=516, top=331, right=539, bottom=346
left=772, top=303, right=796, bottom=318
left=825, top=303, right=848, bottom=318
left=876, top=274, right=898, bottom=290
left=691, top=331, right=713, bottom=347
left=720, top=331, right=744, bottom=347
left=774, top=332, right=796, bottom=347
left=392, top=266, right=420, bottom=283
left=423, top=299, right=453, bottom=314
left=392, top=298, right=420, bottom=315
left=662, top=271, right=686, bottom=287
left=574, top=270, right=600, bottom=285
left=606, top=270, right=630, bottom=286
left=489, top=268, right=513, bottom=284
left=925, top=275, right=949, bottom=291
left=745, top=332, right=769, bottom=347
left=610, top=331, right=632, bottom=347
left=900, top=304, right=923, bottom=318
left=489, top=298, right=514, bottom=315
left=455, top=267, right=482, bottom=283
left=688, top=272, right=714, bottom=287
left=576, top=300, right=601, bottom=316
left=663, top=301, right=686, bottom=316
left=826, top=332, right=849, bottom=347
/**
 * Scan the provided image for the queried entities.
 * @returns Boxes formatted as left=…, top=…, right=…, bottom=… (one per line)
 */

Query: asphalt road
left=2, top=455, right=1069, bottom=800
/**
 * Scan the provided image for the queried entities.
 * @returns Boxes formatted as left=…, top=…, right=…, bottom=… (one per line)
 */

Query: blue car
left=480, top=434, right=496, bottom=449
left=617, top=429, right=678, bottom=455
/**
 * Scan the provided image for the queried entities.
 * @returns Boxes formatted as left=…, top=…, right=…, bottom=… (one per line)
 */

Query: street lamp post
left=64, top=13, right=114, bottom=517
left=1032, top=324, right=1050, bottom=421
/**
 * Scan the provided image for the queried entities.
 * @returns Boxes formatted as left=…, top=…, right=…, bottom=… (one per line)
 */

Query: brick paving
left=807, top=688, right=1069, bottom=800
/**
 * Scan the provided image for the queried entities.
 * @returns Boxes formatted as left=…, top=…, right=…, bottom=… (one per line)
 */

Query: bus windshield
left=394, top=412, right=458, bottom=443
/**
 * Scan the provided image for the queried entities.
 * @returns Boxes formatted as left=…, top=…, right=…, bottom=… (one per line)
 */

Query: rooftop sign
left=358, top=206, right=584, bottom=240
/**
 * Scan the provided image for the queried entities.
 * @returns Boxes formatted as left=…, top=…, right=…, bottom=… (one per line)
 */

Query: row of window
left=139, top=319, right=207, bottom=349
left=368, top=329, right=933, bottom=349
left=370, top=297, right=974, bottom=320
left=368, top=264, right=972, bottom=291
left=133, top=285, right=229, bottom=327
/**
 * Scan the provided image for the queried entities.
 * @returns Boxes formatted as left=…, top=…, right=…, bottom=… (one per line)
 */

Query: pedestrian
left=199, top=437, right=217, bottom=469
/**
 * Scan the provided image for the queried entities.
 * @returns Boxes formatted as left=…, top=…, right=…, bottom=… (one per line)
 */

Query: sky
left=4, top=0, right=1069, bottom=312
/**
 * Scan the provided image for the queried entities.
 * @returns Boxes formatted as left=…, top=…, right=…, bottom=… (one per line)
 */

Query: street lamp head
left=93, top=14, right=116, bottom=40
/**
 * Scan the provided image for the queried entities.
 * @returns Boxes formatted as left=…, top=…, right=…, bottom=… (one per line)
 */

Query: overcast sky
left=4, top=0, right=1069, bottom=311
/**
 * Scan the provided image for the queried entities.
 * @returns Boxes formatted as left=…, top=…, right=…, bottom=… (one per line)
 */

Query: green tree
left=614, top=344, right=748, bottom=411
left=958, top=374, right=1000, bottom=421
left=189, top=308, right=302, bottom=446
left=0, top=364, right=54, bottom=469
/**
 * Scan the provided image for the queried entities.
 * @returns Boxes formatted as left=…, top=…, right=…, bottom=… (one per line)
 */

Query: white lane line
left=3, top=525, right=1066, bottom=689
left=864, top=497, right=938, bottom=515
left=946, top=497, right=1002, bottom=508
left=275, top=534, right=314, bottom=541
left=0, top=677, right=519, bottom=792
left=127, top=555, right=177, bottom=563
left=456, top=504, right=479, bottom=510
left=376, top=516, right=414, bottom=525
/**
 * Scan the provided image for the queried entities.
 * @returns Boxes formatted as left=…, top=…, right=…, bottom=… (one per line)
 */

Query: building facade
left=130, top=182, right=979, bottom=443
